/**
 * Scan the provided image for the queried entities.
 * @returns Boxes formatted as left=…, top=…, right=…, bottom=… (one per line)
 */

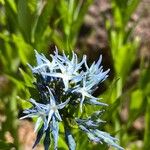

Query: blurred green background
left=0, top=0, right=150, bottom=150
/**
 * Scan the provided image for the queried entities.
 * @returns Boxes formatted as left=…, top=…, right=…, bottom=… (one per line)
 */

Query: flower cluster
left=20, top=48, right=123, bottom=150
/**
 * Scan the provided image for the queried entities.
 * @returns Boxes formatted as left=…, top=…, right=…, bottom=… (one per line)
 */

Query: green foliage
left=106, top=0, right=140, bottom=87
left=0, top=0, right=93, bottom=149
left=0, top=140, right=15, bottom=150
left=0, top=0, right=149, bottom=149
left=104, top=0, right=150, bottom=149
left=56, top=0, right=93, bottom=53
left=139, top=63, right=150, bottom=149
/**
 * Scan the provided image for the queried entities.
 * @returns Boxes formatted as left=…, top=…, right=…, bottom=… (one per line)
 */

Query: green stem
left=144, top=96, right=150, bottom=149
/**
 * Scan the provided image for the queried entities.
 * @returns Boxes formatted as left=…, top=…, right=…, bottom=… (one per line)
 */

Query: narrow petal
left=44, top=128, right=51, bottom=150
left=87, top=132, right=100, bottom=143
left=47, top=86, right=56, bottom=105
left=65, top=127, right=76, bottom=150
left=32, top=125, right=44, bottom=149
left=29, top=98, right=42, bottom=110
left=20, top=114, right=37, bottom=120
left=86, top=99, right=108, bottom=106
left=57, top=98, right=70, bottom=109
left=42, top=72, right=63, bottom=79
left=54, top=110, right=62, bottom=121
left=74, top=55, right=86, bottom=72
left=96, top=55, right=102, bottom=67
left=93, top=130, right=124, bottom=150
left=34, top=117, right=42, bottom=133
left=32, top=63, right=49, bottom=72
left=84, top=92, right=98, bottom=100
left=80, top=95, right=85, bottom=113
left=34, top=50, right=44, bottom=66
left=47, top=110, right=54, bottom=129
left=63, top=77, right=69, bottom=91
left=51, top=117, right=59, bottom=150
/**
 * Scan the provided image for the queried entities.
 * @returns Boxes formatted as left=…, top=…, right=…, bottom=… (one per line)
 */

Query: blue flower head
left=21, top=47, right=123, bottom=150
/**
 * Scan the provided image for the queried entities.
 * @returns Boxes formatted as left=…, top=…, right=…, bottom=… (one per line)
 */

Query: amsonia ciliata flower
left=21, top=47, right=124, bottom=150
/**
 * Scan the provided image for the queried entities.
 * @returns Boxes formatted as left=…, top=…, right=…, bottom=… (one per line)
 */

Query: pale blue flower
left=42, top=50, right=86, bottom=91
left=21, top=48, right=123, bottom=150
left=28, top=50, right=58, bottom=77
left=72, top=77, right=107, bottom=112
left=72, top=77, right=98, bottom=112
left=85, top=55, right=110, bottom=85
left=20, top=98, right=48, bottom=132
left=20, top=87, right=70, bottom=149
left=77, top=117, right=124, bottom=150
